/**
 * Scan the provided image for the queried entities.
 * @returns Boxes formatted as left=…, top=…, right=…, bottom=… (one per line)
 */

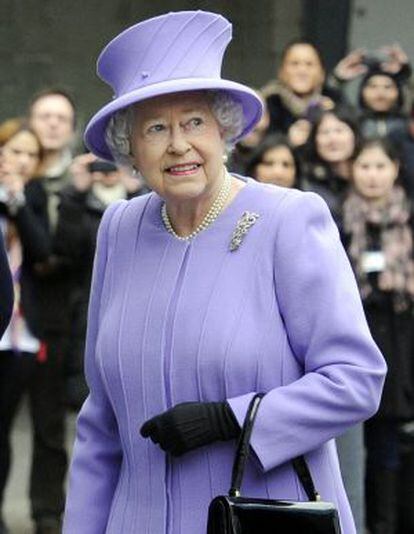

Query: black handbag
left=207, top=393, right=341, bottom=533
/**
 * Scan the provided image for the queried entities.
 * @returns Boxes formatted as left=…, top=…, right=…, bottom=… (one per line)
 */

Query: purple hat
left=84, top=10, right=263, bottom=161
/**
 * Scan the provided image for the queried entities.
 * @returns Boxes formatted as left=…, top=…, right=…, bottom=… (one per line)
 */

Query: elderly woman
left=63, top=11, right=386, bottom=534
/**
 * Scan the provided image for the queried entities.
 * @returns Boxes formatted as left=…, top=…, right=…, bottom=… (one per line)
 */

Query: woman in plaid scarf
left=344, top=137, right=414, bottom=534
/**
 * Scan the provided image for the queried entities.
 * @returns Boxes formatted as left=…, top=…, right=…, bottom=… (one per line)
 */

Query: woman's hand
left=334, top=49, right=367, bottom=81
left=288, top=119, right=312, bottom=147
left=380, top=43, right=409, bottom=74
left=140, top=401, right=239, bottom=456
left=0, top=159, right=25, bottom=198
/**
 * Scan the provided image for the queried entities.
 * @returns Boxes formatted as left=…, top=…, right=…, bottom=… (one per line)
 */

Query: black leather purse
left=207, top=394, right=341, bottom=533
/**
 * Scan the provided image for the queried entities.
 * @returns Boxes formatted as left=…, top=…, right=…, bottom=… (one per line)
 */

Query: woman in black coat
left=343, top=137, right=414, bottom=534
left=301, top=106, right=367, bottom=533
left=0, top=232, right=13, bottom=338
left=0, top=119, right=52, bottom=534
left=301, top=106, right=360, bottom=233
left=262, top=39, right=344, bottom=144
left=53, top=154, right=144, bottom=409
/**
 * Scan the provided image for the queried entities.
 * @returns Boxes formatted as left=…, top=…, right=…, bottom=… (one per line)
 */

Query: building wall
left=349, top=0, right=414, bottom=60
left=0, top=0, right=302, bottom=137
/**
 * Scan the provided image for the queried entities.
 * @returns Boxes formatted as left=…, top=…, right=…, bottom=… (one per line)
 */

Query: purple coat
left=63, top=178, right=386, bottom=534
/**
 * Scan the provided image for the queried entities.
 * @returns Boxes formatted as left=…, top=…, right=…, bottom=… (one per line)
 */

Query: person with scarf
left=262, top=39, right=344, bottom=147
left=343, top=137, right=414, bottom=534
left=301, top=105, right=368, bottom=532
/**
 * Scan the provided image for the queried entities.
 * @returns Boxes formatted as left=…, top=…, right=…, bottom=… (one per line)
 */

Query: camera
left=88, top=160, right=118, bottom=174
left=362, top=51, right=389, bottom=69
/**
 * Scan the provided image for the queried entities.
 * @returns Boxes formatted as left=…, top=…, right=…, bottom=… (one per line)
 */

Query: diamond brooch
left=229, top=211, right=260, bottom=252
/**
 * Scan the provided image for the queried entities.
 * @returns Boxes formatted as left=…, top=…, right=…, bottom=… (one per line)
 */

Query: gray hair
left=105, top=90, right=244, bottom=167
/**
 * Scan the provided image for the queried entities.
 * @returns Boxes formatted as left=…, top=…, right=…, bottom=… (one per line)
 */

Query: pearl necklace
left=161, top=170, right=232, bottom=241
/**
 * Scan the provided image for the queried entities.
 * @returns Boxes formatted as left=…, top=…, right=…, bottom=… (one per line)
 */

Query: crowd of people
left=0, top=29, right=413, bottom=534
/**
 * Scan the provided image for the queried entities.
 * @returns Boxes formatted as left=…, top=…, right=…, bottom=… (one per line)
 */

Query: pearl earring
left=222, top=153, right=228, bottom=164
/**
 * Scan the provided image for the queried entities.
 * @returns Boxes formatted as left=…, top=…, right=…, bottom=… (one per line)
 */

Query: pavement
left=3, top=399, right=77, bottom=534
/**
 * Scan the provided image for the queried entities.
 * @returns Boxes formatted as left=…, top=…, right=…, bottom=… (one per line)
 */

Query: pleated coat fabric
left=63, top=178, right=386, bottom=534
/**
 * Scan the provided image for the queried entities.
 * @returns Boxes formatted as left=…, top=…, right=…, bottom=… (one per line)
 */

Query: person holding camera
left=0, top=118, right=55, bottom=534
left=53, top=154, right=145, bottom=410
left=261, top=39, right=345, bottom=148
left=332, top=44, right=411, bottom=140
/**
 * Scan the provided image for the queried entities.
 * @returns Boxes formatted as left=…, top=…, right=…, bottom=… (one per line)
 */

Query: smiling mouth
left=165, top=163, right=201, bottom=176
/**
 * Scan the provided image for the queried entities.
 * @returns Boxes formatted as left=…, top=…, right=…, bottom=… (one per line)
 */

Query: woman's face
left=279, top=44, right=325, bottom=96
left=362, top=75, right=399, bottom=112
left=1, top=130, right=40, bottom=180
left=131, top=91, right=225, bottom=204
left=353, top=146, right=398, bottom=200
left=255, top=145, right=296, bottom=188
left=315, top=114, right=355, bottom=164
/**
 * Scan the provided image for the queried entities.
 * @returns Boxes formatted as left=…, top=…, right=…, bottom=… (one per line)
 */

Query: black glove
left=140, top=401, right=240, bottom=457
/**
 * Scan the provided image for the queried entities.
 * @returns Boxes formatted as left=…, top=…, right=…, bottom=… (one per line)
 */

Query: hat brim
left=84, top=78, right=263, bottom=161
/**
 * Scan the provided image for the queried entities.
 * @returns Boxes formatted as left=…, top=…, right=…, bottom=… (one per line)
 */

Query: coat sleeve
left=227, top=191, right=387, bottom=473
left=0, top=231, right=13, bottom=338
left=12, top=181, right=51, bottom=263
left=63, top=201, right=125, bottom=533
left=54, top=186, right=91, bottom=266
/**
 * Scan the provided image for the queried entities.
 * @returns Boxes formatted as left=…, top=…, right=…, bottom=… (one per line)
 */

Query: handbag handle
left=229, top=393, right=321, bottom=502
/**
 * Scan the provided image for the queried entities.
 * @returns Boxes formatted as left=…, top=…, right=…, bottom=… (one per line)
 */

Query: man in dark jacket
left=26, top=88, right=76, bottom=534
left=54, top=154, right=145, bottom=411
left=0, top=232, right=13, bottom=339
